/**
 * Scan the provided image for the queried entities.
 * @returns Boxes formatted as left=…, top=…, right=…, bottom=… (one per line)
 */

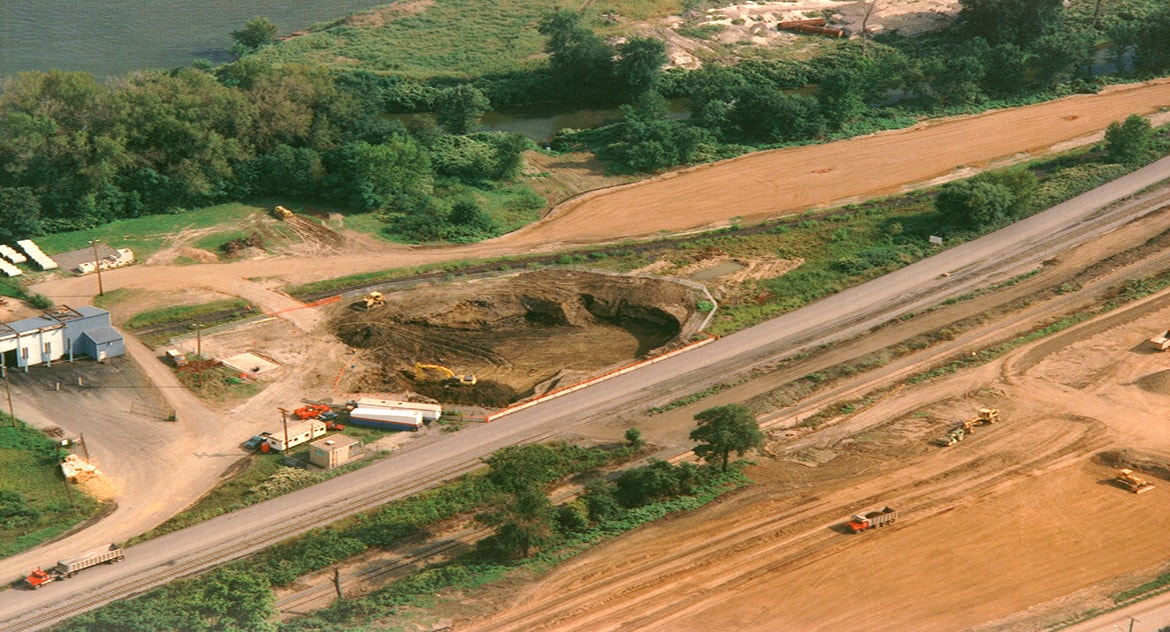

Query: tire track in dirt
left=466, top=412, right=1105, bottom=632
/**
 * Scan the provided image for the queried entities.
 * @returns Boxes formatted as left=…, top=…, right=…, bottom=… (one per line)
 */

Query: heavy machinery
left=1149, top=329, right=1170, bottom=351
left=24, top=544, right=123, bottom=589
left=356, top=291, right=385, bottom=310
left=937, top=408, right=1000, bottom=446
left=272, top=205, right=293, bottom=220
left=1115, top=468, right=1155, bottom=494
left=846, top=507, right=897, bottom=533
left=294, top=403, right=332, bottom=419
left=414, top=362, right=477, bottom=386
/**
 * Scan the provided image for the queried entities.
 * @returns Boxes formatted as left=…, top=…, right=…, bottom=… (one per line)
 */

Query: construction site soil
left=333, top=270, right=702, bottom=407
left=16, top=77, right=1170, bottom=632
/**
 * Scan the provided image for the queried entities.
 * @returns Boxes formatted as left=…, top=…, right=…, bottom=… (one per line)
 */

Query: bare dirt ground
left=332, top=270, right=703, bottom=407
left=443, top=210, right=1170, bottom=631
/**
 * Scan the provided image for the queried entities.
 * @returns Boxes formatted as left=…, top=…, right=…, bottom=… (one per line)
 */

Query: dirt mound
left=1134, top=369, right=1170, bottom=395
left=334, top=270, right=700, bottom=407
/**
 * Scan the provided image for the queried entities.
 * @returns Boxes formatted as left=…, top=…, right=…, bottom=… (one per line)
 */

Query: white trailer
left=265, top=420, right=327, bottom=451
left=348, top=407, right=424, bottom=431
left=352, top=397, right=442, bottom=422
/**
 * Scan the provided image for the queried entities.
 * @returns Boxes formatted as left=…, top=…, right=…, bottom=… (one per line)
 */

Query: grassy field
left=256, top=0, right=686, bottom=78
left=0, top=421, right=103, bottom=559
left=33, top=203, right=261, bottom=260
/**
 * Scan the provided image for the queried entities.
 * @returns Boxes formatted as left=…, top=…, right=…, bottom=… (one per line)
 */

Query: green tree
left=231, top=17, right=279, bottom=57
left=1133, top=6, right=1170, bottom=74
left=730, top=89, right=825, bottom=143
left=538, top=9, right=616, bottom=105
left=434, top=85, right=491, bottom=135
left=477, top=487, right=556, bottom=560
left=1105, top=115, right=1154, bottom=166
left=0, top=187, right=42, bottom=243
left=624, top=427, right=644, bottom=450
left=1030, top=29, right=1095, bottom=89
left=346, top=138, right=433, bottom=210
left=614, top=37, right=667, bottom=102
left=957, top=0, right=1063, bottom=46
left=935, top=179, right=1016, bottom=227
left=690, top=404, right=764, bottom=472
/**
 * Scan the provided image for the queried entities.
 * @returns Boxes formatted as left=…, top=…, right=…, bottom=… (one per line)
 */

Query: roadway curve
left=3, top=142, right=1170, bottom=632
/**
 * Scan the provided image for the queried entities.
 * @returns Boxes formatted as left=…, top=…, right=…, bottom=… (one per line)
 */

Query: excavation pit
left=334, top=270, right=703, bottom=407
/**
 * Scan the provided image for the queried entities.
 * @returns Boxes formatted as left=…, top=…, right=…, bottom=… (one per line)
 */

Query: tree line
left=3, top=1, right=1170, bottom=244
left=0, top=60, right=530, bottom=245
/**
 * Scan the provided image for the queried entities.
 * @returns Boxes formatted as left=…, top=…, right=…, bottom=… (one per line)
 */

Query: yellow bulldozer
left=357, top=291, right=385, bottom=310
left=272, top=205, right=294, bottom=220
left=938, top=408, right=1000, bottom=446
left=1115, top=468, right=1155, bottom=494
left=414, top=362, right=477, bottom=386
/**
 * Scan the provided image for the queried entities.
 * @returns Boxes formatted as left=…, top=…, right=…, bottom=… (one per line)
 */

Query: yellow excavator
left=414, top=362, right=477, bottom=386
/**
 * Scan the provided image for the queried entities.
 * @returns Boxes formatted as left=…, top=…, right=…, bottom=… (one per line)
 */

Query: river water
left=0, top=1, right=381, bottom=78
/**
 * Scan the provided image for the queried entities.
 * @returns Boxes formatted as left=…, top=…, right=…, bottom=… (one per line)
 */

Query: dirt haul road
left=33, top=78, right=1170, bottom=306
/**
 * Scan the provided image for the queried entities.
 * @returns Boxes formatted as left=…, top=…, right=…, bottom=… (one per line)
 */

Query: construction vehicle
left=846, top=507, right=897, bottom=533
left=294, top=403, right=332, bottom=419
left=273, top=205, right=293, bottom=220
left=1149, top=329, right=1170, bottom=351
left=24, top=544, right=123, bottom=589
left=414, top=362, right=477, bottom=386
left=1115, top=468, right=1155, bottom=494
left=164, top=349, right=188, bottom=367
left=937, top=408, right=1000, bottom=446
left=355, top=291, right=385, bottom=311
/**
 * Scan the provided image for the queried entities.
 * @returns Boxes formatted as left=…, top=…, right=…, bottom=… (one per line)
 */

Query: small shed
left=78, top=326, right=124, bottom=362
left=308, top=435, right=363, bottom=469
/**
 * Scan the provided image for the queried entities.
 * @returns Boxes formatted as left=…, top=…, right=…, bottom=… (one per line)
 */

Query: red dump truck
left=846, top=507, right=898, bottom=533
left=24, top=543, right=124, bottom=589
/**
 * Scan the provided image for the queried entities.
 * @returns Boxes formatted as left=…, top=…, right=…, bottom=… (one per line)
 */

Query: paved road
left=1059, top=594, right=1170, bottom=632
left=3, top=156, right=1170, bottom=630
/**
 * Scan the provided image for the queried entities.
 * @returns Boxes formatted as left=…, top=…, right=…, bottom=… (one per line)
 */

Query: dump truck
left=1150, top=330, right=1170, bottom=351
left=1115, top=468, right=1155, bottom=494
left=24, top=543, right=123, bottom=589
left=846, top=507, right=897, bottom=533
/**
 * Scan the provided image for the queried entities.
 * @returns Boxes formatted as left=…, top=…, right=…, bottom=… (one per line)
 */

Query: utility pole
left=192, top=323, right=203, bottom=359
left=2, top=364, right=14, bottom=427
left=88, top=239, right=104, bottom=297
left=278, top=408, right=289, bottom=453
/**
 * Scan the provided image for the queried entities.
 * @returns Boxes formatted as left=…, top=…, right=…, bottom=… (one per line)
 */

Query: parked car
left=242, top=432, right=272, bottom=451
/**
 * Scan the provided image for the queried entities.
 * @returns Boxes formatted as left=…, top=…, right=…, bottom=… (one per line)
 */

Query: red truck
left=24, top=543, right=124, bottom=589
left=846, top=507, right=898, bottom=533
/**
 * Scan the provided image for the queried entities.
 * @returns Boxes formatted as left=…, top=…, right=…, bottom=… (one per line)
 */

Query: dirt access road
left=33, top=78, right=1170, bottom=307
